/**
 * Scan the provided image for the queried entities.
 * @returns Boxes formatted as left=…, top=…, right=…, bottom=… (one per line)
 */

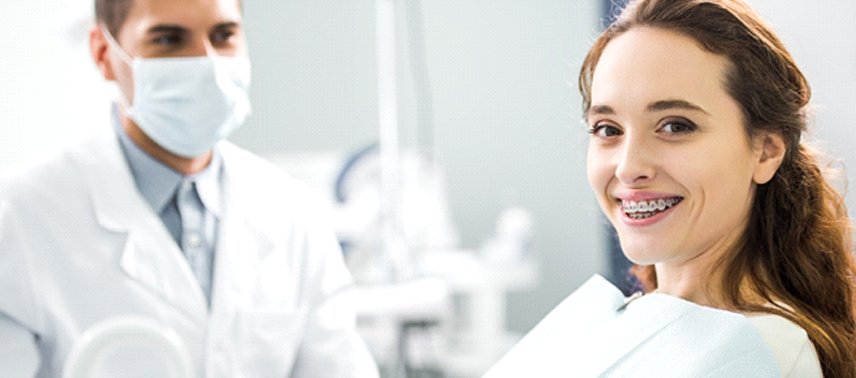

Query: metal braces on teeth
left=622, top=197, right=682, bottom=216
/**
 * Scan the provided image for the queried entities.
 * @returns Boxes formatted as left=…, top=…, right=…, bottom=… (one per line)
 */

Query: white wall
left=419, top=1, right=604, bottom=331
left=235, top=0, right=605, bottom=333
left=749, top=1, right=856, bottom=212
left=0, top=0, right=113, bottom=170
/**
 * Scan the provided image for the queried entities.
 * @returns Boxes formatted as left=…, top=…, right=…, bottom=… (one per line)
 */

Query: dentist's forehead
left=124, top=0, right=242, bottom=32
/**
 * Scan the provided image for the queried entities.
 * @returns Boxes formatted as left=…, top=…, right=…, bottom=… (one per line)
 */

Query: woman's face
left=586, top=27, right=767, bottom=269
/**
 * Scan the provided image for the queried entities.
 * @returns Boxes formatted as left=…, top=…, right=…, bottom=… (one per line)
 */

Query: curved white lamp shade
left=63, top=316, right=193, bottom=378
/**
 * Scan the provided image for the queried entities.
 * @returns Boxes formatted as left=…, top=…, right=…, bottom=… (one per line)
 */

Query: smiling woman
left=585, top=26, right=771, bottom=281
left=580, top=0, right=856, bottom=376
left=485, top=0, right=856, bottom=377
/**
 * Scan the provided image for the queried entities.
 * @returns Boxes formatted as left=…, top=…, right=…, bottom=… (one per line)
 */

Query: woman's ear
left=753, top=131, right=786, bottom=184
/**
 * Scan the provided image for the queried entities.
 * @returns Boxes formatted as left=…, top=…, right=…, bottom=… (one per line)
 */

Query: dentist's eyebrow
left=647, top=99, right=710, bottom=115
left=146, top=24, right=189, bottom=36
left=212, top=21, right=241, bottom=31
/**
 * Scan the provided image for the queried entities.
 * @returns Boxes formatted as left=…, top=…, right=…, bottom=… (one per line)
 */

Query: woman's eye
left=660, top=120, right=697, bottom=135
left=589, top=124, right=622, bottom=138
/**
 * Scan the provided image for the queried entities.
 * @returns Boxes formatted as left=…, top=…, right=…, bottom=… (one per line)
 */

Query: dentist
left=0, top=0, right=378, bottom=376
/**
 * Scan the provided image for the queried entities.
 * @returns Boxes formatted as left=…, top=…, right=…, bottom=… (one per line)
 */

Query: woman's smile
left=618, top=196, right=683, bottom=221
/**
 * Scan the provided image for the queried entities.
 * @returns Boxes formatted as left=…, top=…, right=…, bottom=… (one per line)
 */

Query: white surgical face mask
left=102, top=27, right=252, bottom=158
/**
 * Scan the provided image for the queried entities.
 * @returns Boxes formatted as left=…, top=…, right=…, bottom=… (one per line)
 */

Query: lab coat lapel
left=207, top=144, right=276, bottom=346
left=210, top=199, right=275, bottom=310
left=84, top=129, right=208, bottom=324
left=214, top=143, right=276, bottom=294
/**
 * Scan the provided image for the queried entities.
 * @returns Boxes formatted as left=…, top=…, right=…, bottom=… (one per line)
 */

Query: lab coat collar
left=83, top=128, right=278, bottom=328
left=191, top=153, right=224, bottom=218
left=84, top=129, right=208, bottom=325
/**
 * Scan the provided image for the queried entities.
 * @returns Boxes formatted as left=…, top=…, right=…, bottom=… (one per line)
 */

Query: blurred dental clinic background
left=2, top=0, right=856, bottom=376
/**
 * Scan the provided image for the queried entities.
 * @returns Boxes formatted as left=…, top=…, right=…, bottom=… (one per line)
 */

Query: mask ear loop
left=100, top=25, right=133, bottom=66
left=100, top=25, right=135, bottom=108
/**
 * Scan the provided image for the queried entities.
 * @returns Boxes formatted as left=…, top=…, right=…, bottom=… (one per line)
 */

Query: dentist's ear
left=90, top=26, right=117, bottom=81
left=753, top=131, right=787, bottom=184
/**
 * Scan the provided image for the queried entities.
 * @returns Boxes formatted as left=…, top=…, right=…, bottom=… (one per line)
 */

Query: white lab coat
left=0, top=127, right=379, bottom=377
left=484, top=275, right=783, bottom=378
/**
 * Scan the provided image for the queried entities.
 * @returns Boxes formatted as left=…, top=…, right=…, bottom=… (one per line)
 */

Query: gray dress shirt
left=113, top=108, right=221, bottom=306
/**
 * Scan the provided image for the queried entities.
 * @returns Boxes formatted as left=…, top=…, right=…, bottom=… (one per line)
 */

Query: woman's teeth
left=621, top=197, right=682, bottom=219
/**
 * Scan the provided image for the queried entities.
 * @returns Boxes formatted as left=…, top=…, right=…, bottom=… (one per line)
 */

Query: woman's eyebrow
left=647, top=99, right=710, bottom=115
left=585, top=105, right=615, bottom=120
left=585, top=99, right=709, bottom=120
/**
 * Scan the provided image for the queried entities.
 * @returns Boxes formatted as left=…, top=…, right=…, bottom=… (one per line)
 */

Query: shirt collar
left=113, top=105, right=223, bottom=217
left=187, top=151, right=223, bottom=217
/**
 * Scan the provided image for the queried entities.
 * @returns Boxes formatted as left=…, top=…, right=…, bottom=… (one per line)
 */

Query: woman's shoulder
left=743, top=312, right=823, bottom=378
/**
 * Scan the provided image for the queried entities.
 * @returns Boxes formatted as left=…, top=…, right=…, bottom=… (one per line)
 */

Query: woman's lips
left=620, top=196, right=684, bottom=220
left=614, top=196, right=684, bottom=226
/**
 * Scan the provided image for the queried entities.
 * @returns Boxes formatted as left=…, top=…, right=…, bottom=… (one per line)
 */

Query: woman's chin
left=619, top=242, right=669, bottom=266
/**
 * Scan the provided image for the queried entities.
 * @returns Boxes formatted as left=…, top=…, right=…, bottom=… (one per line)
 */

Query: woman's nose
left=614, top=137, right=657, bottom=184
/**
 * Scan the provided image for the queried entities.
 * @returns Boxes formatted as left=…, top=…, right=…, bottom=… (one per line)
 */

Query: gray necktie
left=176, top=179, right=215, bottom=305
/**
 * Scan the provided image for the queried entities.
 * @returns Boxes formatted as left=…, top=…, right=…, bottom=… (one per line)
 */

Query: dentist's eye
left=153, top=34, right=182, bottom=47
left=589, top=124, right=623, bottom=138
left=211, top=30, right=236, bottom=45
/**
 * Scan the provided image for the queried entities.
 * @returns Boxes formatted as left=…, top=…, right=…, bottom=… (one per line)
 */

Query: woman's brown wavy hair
left=579, top=0, right=856, bottom=376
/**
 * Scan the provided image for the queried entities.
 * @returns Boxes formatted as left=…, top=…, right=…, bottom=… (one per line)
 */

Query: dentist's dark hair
left=95, top=0, right=243, bottom=37
left=579, top=0, right=856, bottom=376
left=94, top=0, right=132, bottom=37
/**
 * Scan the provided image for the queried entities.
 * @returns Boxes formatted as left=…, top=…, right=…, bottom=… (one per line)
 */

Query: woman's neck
left=653, top=250, right=733, bottom=308
left=650, top=232, right=750, bottom=309
left=653, top=267, right=720, bottom=307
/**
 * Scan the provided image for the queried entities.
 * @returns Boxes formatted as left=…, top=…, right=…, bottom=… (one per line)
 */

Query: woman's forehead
left=590, top=27, right=732, bottom=113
